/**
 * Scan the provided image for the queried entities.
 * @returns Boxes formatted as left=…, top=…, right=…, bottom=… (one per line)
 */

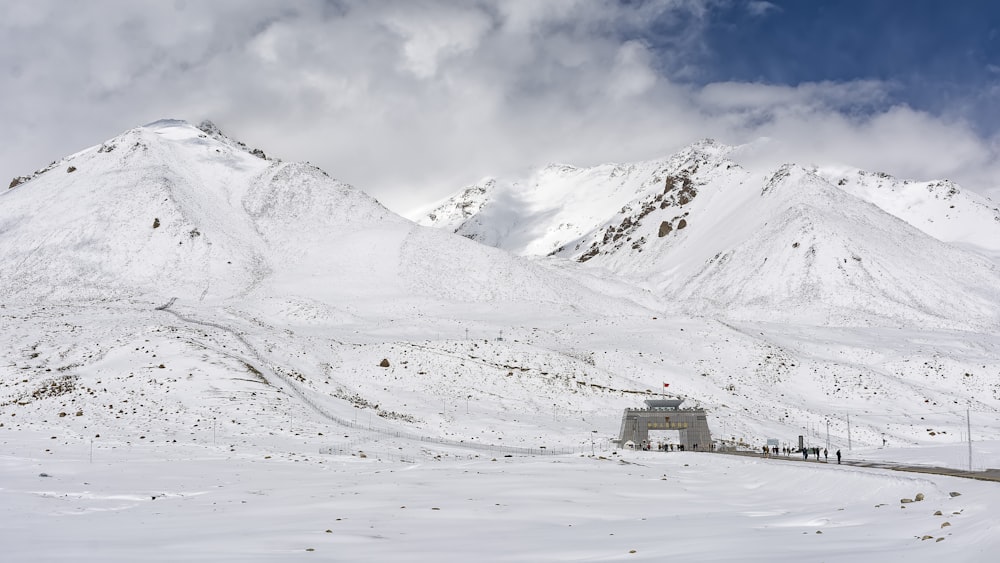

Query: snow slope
left=418, top=142, right=1000, bottom=329
left=0, top=120, right=647, bottom=319
left=816, top=166, right=1000, bottom=258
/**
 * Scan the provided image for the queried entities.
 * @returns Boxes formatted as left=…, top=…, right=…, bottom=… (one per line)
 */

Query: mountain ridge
left=417, top=142, right=1000, bottom=329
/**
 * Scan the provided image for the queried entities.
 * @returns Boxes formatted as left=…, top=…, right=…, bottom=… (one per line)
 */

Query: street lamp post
left=826, top=419, right=830, bottom=451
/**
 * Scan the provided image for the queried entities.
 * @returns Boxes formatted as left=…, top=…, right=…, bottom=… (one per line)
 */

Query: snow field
left=3, top=437, right=998, bottom=562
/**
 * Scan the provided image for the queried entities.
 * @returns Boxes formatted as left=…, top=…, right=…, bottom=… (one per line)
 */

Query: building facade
left=616, top=398, right=713, bottom=450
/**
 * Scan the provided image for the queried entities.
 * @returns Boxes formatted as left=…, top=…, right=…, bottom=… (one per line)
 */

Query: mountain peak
left=137, top=118, right=274, bottom=161
left=418, top=143, right=1000, bottom=329
left=196, top=119, right=223, bottom=137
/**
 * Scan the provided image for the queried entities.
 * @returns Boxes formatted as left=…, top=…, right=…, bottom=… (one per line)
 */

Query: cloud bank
left=2, top=0, right=997, bottom=213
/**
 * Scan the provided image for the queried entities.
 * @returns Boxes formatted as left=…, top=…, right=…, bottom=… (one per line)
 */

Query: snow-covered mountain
left=0, top=119, right=649, bottom=318
left=815, top=166, right=1000, bottom=257
left=417, top=141, right=1000, bottom=329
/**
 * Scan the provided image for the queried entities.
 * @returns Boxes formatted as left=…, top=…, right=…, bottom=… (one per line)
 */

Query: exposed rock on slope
left=421, top=142, right=1000, bottom=329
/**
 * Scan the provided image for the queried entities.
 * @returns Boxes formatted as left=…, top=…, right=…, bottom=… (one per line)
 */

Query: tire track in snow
left=155, top=298, right=575, bottom=457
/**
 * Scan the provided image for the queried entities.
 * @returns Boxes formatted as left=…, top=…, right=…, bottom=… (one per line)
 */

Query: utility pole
left=825, top=419, right=830, bottom=451
left=967, top=409, right=972, bottom=472
left=846, top=413, right=852, bottom=451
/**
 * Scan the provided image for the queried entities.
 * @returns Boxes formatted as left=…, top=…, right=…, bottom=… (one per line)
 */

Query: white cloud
left=0, top=0, right=997, bottom=214
left=607, top=41, right=659, bottom=100
left=384, top=3, right=493, bottom=79
left=746, top=1, right=780, bottom=17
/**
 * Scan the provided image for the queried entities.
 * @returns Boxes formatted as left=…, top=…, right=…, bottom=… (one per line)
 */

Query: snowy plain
left=2, top=120, right=999, bottom=561
left=5, top=434, right=1000, bottom=562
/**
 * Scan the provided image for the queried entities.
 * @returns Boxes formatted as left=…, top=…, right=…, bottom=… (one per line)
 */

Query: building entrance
left=617, top=399, right=712, bottom=451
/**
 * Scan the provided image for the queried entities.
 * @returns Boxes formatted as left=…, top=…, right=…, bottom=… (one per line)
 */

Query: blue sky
left=693, top=1, right=999, bottom=128
left=1, top=1, right=998, bottom=211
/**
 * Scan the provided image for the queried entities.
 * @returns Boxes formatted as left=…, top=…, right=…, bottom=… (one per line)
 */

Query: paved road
left=716, top=450, right=1000, bottom=483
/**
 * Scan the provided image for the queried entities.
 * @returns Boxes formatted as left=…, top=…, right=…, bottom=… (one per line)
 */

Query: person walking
left=836, top=449, right=842, bottom=464
left=824, top=448, right=828, bottom=462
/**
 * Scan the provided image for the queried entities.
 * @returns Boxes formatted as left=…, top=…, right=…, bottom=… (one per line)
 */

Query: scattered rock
left=815, top=530, right=823, bottom=534
left=378, top=358, right=390, bottom=368
left=900, top=498, right=914, bottom=504
left=935, top=538, right=945, bottom=542
left=629, top=550, right=637, bottom=554
left=920, top=535, right=934, bottom=541
left=325, top=530, right=332, bottom=533
left=153, top=218, right=160, bottom=229
left=914, top=493, right=925, bottom=501
left=67, top=166, right=77, bottom=173
left=949, top=491, right=961, bottom=497
left=39, top=473, right=50, bottom=478
left=934, top=510, right=943, bottom=516
left=657, top=221, right=672, bottom=237
left=941, top=522, right=951, bottom=528
left=306, top=548, right=315, bottom=552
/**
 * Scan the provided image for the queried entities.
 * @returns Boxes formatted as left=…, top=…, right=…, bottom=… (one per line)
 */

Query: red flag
left=663, top=383, right=670, bottom=388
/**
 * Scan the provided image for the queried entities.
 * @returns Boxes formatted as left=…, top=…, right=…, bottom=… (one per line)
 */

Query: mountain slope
left=0, top=120, right=647, bottom=318
left=816, top=166, right=1000, bottom=257
left=419, top=143, right=1000, bottom=329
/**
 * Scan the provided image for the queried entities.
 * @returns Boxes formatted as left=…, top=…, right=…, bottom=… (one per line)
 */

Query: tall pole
left=967, top=409, right=972, bottom=472
left=846, top=413, right=852, bottom=451
left=826, top=419, right=830, bottom=451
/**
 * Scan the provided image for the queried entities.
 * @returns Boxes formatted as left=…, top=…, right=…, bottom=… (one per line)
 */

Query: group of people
left=761, top=445, right=843, bottom=464
left=636, top=441, right=698, bottom=451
